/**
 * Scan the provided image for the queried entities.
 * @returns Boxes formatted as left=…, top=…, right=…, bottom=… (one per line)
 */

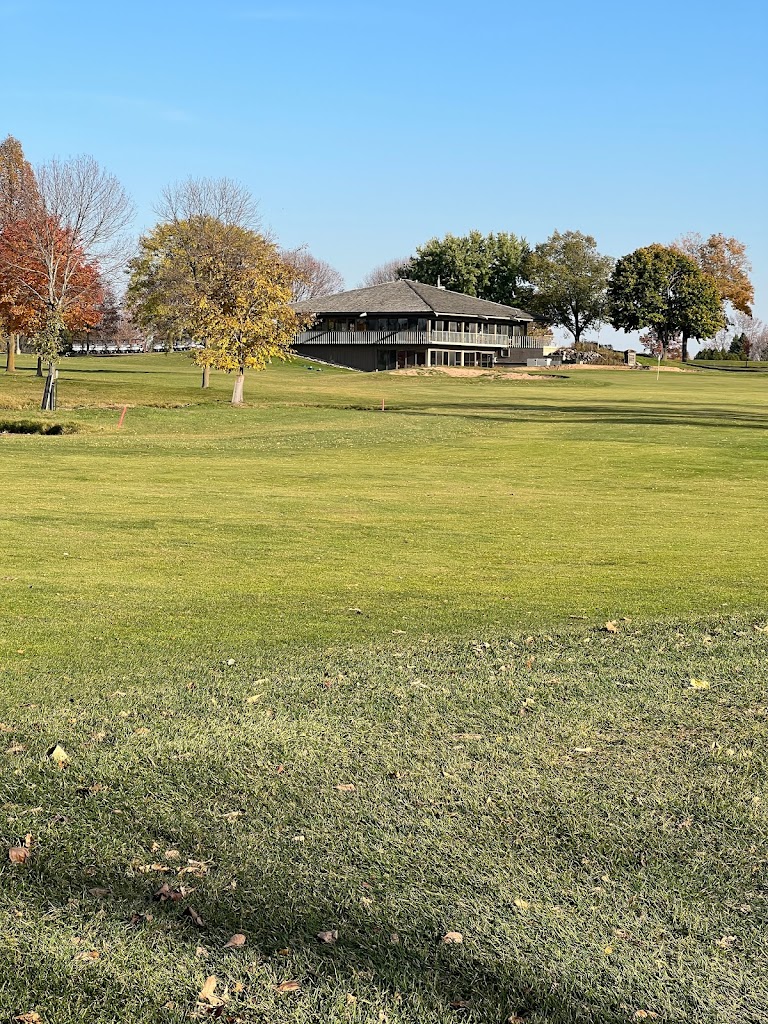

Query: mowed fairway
left=1, top=356, right=767, bottom=1023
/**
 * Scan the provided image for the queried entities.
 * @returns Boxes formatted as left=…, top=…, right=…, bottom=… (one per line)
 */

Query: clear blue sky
left=2, top=0, right=766, bottom=344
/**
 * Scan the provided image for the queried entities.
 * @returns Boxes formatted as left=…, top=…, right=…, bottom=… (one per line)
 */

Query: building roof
left=292, top=279, right=534, bottom=322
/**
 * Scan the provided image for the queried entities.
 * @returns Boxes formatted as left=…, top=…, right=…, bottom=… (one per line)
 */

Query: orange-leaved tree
left=0, top=216, right=104, bottom=404
left=0, top=135, right=40, bottom=371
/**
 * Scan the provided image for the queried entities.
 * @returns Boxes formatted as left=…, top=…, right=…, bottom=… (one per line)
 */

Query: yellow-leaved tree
left=128, top=216, right=310, bottom=404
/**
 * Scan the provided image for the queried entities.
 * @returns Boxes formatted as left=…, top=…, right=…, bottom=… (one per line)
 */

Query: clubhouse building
left=291, top=279, right=539, bottom=371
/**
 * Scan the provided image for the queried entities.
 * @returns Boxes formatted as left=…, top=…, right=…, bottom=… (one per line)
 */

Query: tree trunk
left=231, top=368, right=245, bottom=405
left=41, top=364, right=57, bottom=411
left=681, top=332, right=689, bottom=362
left=36, top=355, right=43, bottom=377
left=5, top=334, right=15, bottom=373
left=201, top=364, right=210, bottom=389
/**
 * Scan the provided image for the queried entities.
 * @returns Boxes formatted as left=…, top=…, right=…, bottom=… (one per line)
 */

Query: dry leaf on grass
left=275, top=980, right=301, bottom=993
left=442, top=931, right=463, bottom=944
left=716, top=934, right=738, bottom=948
left=153, top=883, right=193, bottom=902
left=198, top=975, right=226, bottom=1007
left=336, top=783, right=356, bottom=793
left=604, top=621, right=619, bottom=633
left=89, top=887, right=112, bottom=898
left=74, top=949, right=100, bottom=962
left=224, top=933, right=246, bottom=949
left=46, top=743, right=70, bottom=767
left=316, top=929, right=338, bottom=944
left=450, top=999, right=472, bottom=1009
left=9, top=845, right=30, bottom=865
left=6, top=743, right=25, bottom=755
left=184, top=906, right=205, bottom=927
left=689, top=678, right=711, bottom=690
left=13, top=1014, right=42, bottom=1023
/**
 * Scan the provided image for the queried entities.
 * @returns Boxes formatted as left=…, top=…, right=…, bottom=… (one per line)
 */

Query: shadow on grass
left=13, top=852, right=611, bottom=1024
left=388, top=401, right=768, bottom=431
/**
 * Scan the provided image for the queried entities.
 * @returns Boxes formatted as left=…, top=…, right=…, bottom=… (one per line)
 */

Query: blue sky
left=2, top=0, right=766, bottom=345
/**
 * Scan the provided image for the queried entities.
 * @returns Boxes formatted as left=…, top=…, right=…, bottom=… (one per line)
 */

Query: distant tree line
left=364, top=229, right=756, bottom=360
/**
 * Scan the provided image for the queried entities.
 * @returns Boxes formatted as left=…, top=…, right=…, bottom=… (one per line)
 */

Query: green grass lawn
left=1, top=355, right=766, bottom=1022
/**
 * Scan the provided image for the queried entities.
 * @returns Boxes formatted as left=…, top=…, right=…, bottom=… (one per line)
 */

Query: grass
left=1, top=355, right=766, bottom=1022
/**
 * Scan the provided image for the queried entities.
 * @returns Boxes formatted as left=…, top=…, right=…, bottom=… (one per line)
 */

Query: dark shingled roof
left=292, top=279, right=534, bottom=322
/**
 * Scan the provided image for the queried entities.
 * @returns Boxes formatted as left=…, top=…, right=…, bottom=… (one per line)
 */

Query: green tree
left=400, top=230, right=531, bottom=307
left=607, top=244, right=724, bottom=359
left=526, top=230, right=613, bottom=345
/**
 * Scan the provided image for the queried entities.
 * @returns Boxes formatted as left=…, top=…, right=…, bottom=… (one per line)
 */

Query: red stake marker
left=117, top=405, right=128, bottom=429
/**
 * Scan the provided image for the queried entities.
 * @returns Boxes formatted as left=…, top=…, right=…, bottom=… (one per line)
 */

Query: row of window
left=321, top=317, right=518, bottom=335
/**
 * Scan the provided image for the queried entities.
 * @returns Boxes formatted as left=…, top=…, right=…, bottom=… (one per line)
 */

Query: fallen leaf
left=442, top=931, right=463, bottom=944
left=716, top=934, right=738, bottom=948
left=9, top=846, right=30, bottom=865
left=224, top=933, right=246, bottom=949
left=346, top=993, right=358, bottom=1005
left=223, top=810, right=243, bottom=821
left=316, top=929, right=338, bottom=944
left=0, top=723, right=13, bottom=733
left=275, top=980, right=301, bottom=993
left=452, top=733, right=483, bottom=741
left=450, top=999, right=472, bottom=1009
left=196, top=945, right=208, bottom=957
left=604, top=621, right=619, bottom=633
left=572, top=746, right=594, bottom=754
left=184, top=906, right=205, bottom=927
left=88, top=887, right=112, bottom=898
left=689, top=678, right=710, bottom=690
left=74, top=949, right=100, bottom=962
left=198, top=976, right=226, bottom=1007
left=513, top=898, right=530, bottom=910
left=245, top=694, right=261, bottom=704
left=6, top=743, right=25, bottom=754
left=13, top=1014, right=42, bottom=1023
left=389, top=932, right=400, bottom=944
left=336, top=783, right=356, bottom=793
left=46, top=743, right=70, bottom=767
left=164, top=849, right=180, bottom=861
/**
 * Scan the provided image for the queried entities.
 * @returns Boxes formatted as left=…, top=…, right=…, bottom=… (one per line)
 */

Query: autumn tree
left=607, top=244, right=725, bottom=358
left=0, top=135, right=39, bottom=371
left=399, top=231, right=531, bottom=306
left=135, top=177, right=261, bottom=387
left=673, top=232, right=754, bottom=314
left=129, top=218, right=308, bottom=404
left=0, top=154, right=133, bottom=404
left=0, top=217, right=104, bottom=404
left=361, top=257, right=408, bottom=287
left=198, top=229, right=311, bottom=404
left=526, top=230, right=613, bottom=345
left=282, top=247, right=344, bottom=301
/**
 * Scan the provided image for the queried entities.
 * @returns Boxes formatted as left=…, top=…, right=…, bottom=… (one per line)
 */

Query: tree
left=0, top=135, right=39, bottom=371
left=282, top=247, right=344, bottom=301
left=399, top=230, right=531, bottom=307
left=0, top=216, right=104, bottom=400
left=525, top=230, right=613, bottom=345
left=129, top=219, right=309, bottom=404
left=673, top=232, right=754, bottom=316
left=141, top=177, right=261, bottom=387
left=194, top=228, right=310, bottom=404
left=0, top=154, right=133, bottom=403
left=360, top=257, right=408, bottom=287
left=607, top=244, right=725, bottom=359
